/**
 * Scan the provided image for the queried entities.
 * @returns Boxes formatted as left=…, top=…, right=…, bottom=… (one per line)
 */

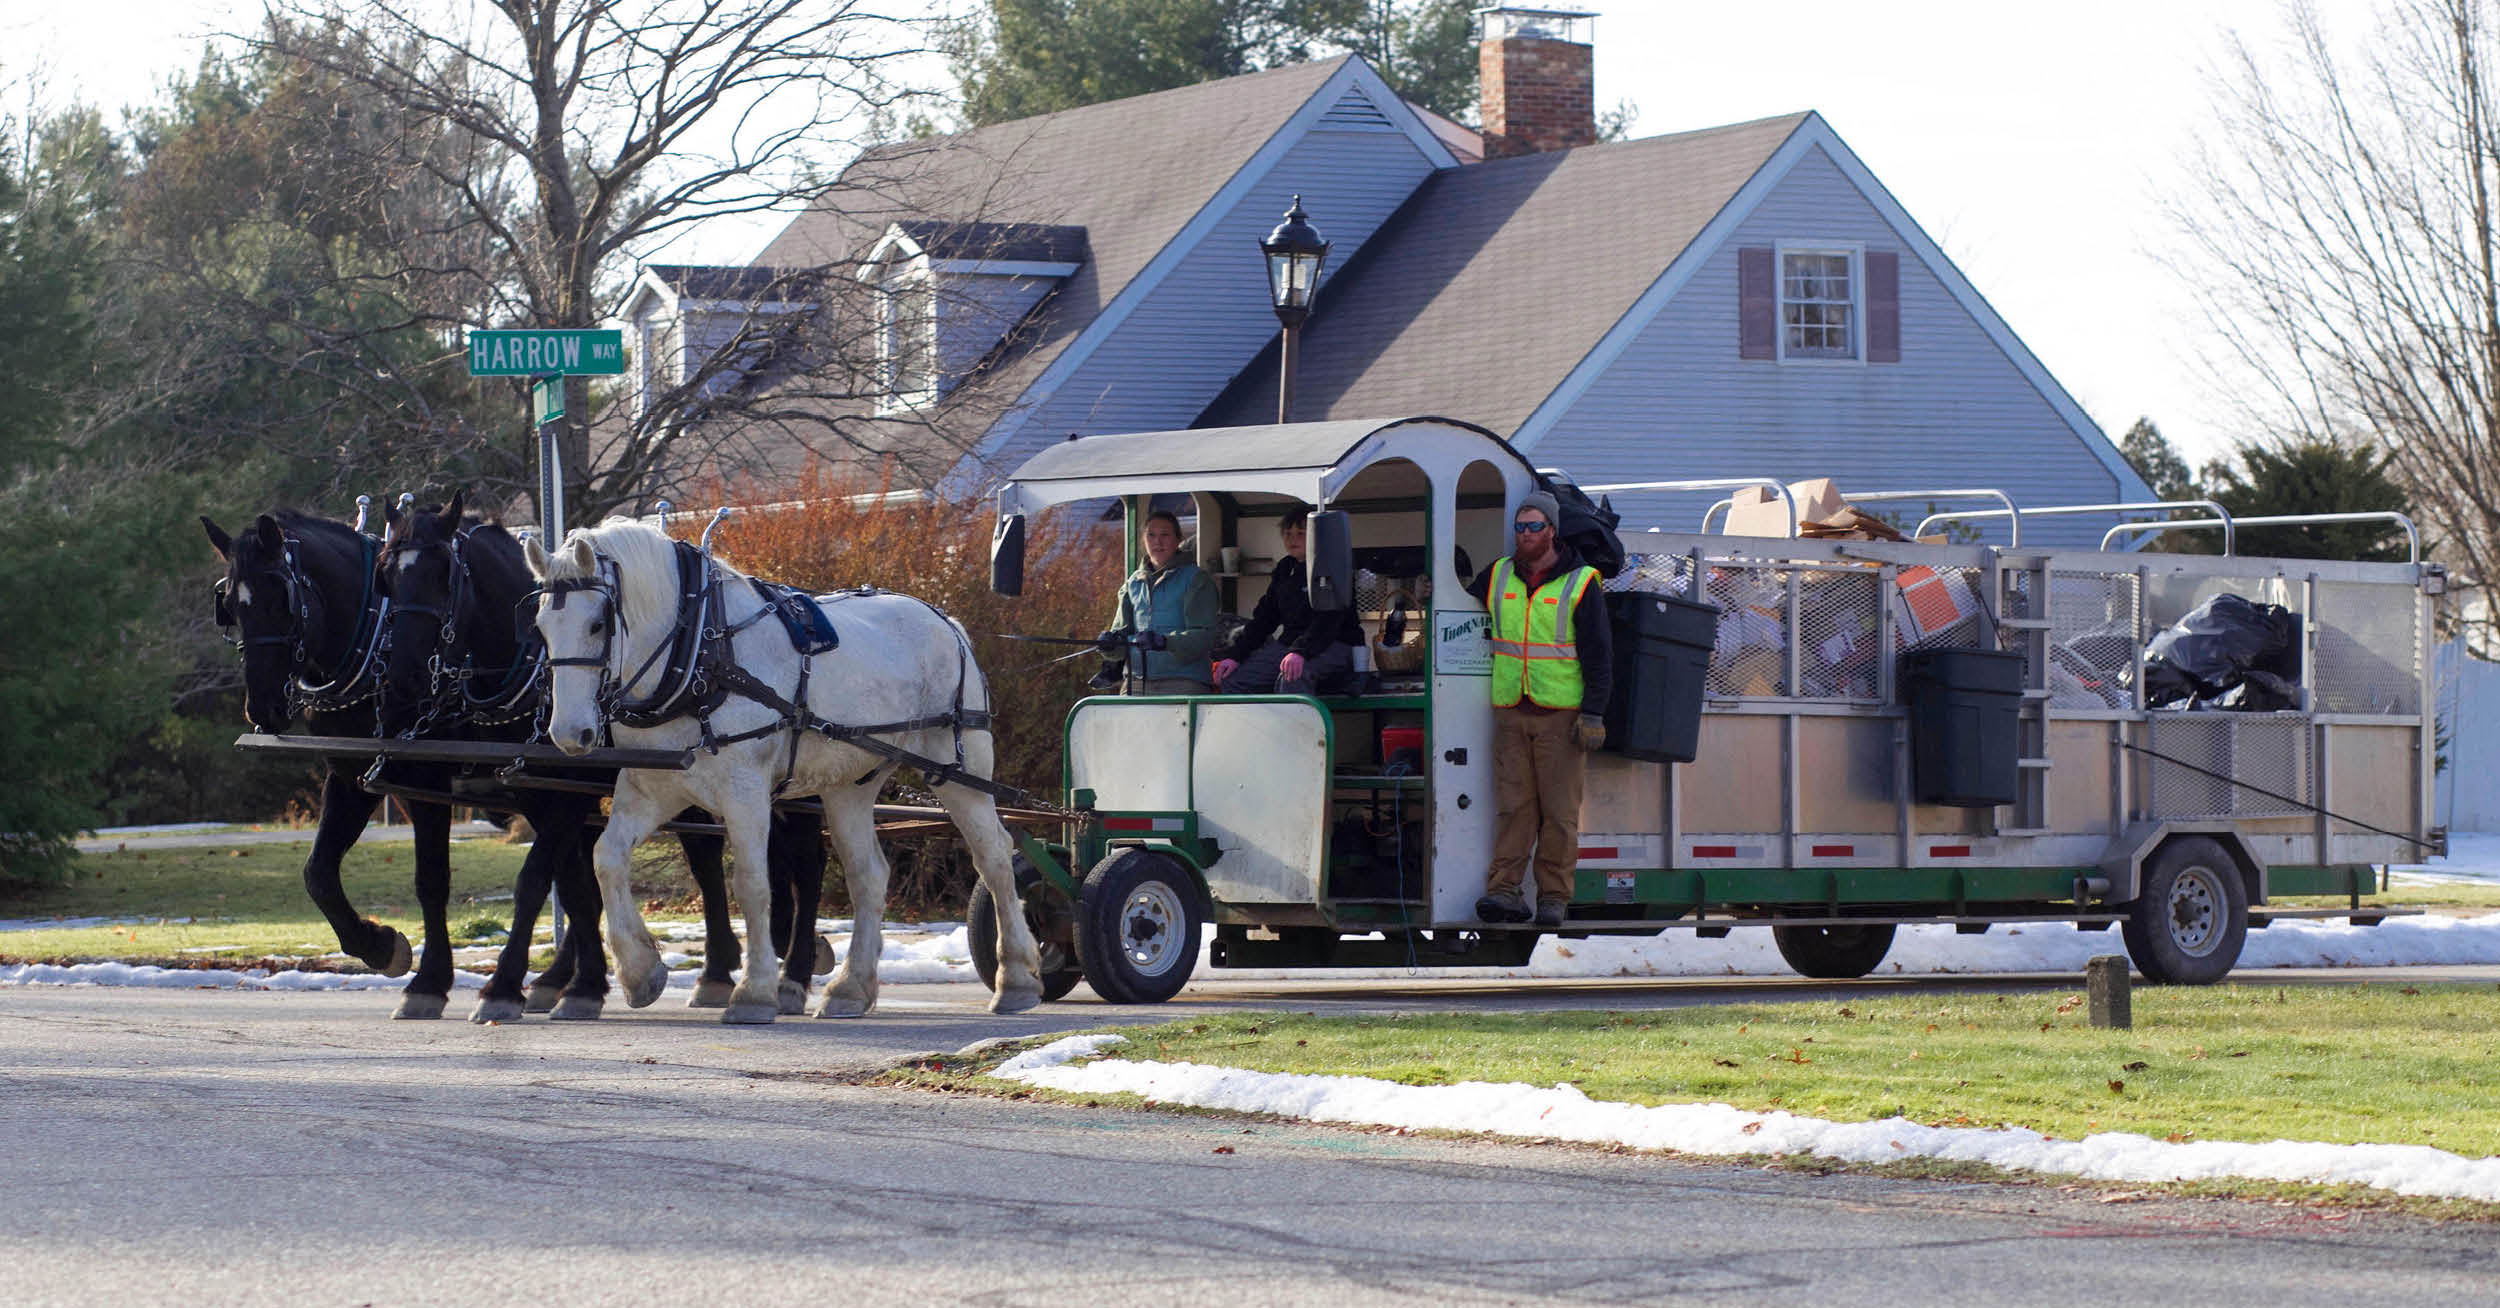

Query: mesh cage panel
left=1609, top=552, right=1698, bottom=597
left=1707, top=564, right=1789, bottom=696
left=2312, top=580, right=2420, bottom=714
left=2049, top=572, right=2140, bottom=709
left=2145, top=714, right=2312, bottom=818
left=1797, top=568, right=1880, bottom=699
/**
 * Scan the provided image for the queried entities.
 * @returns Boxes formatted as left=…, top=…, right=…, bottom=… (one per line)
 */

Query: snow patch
left=988, top=1036, right=2500, bottom=1202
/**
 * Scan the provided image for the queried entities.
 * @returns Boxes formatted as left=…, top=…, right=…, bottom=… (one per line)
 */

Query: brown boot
left=1475, top=887, right=1532, bottom=924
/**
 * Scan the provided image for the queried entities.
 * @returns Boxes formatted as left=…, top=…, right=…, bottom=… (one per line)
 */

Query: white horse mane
left=553, top=517, right=756, bottom=635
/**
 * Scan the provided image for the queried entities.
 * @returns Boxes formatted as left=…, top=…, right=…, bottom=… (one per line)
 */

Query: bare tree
left=2175, top=0, right=2500, bottom=648
left=226, top=0, right=959, bottom=521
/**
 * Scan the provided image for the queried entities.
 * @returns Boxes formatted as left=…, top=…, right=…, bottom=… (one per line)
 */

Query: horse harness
left=378, top=524, right=546, bottom=738
left=543, top=541, right=1031, bottom=808
left=212, top=530, right=390, bottom=716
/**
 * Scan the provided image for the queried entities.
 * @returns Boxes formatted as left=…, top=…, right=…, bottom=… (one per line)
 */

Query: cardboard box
left=1724, top=478, right=1845, bottom=537
left=1890, top=564, right=1981, bottom=644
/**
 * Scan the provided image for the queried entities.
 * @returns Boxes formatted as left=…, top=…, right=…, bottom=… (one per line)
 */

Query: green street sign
left=466, top=328, right=626, bottom=377
left=533, top=376, right=566, bottom=425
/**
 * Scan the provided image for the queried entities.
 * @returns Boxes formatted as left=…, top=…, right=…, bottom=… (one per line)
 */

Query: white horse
left=525, top=518, right=1043, bottom=1021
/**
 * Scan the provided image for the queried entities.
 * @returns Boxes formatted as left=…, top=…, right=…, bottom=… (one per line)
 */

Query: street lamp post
left=1260, top=195, right=1330, bottom=424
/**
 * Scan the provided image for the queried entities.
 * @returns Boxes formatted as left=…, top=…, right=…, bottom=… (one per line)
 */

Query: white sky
left=6, top=0, right=2386, bottom=465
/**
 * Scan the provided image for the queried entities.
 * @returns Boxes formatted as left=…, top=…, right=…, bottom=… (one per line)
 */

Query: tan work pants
left=1487, top=705, right=1586, bottom=904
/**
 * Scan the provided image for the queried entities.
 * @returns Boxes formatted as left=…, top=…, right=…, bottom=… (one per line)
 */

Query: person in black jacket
left=1213, top=505, right=1363, bottom=696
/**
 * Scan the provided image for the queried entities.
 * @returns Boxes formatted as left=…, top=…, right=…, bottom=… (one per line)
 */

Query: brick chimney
left=1478, top=8, right=1598, bottom=159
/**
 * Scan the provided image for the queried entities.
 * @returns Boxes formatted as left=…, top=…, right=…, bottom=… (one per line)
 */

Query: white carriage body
left=998, top=416, right=2439, bottom=979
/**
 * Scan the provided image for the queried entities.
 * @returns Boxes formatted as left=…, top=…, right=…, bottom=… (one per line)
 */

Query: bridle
left=214, top=529, right=389, bottom=718
left=379, top=524, right=546, bottom=738
left=540, top=550, right=712, bottom=743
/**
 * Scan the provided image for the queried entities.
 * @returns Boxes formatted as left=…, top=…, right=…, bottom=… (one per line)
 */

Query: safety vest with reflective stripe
left=1488, top=556, right=1599, bottom=709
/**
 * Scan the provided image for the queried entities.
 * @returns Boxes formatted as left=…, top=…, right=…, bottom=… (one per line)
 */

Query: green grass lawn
left=1058, top=986, right=2500, bottom=1158
left=2278, top=880, right=2500, bottom=911
left=2, top=840, right=543, bottom=962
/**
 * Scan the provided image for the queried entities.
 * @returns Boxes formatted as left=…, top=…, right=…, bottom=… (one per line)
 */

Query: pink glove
left=1212, top=658, right=1239, bottom=685
left=1280, top=651, right=1306, bottom=683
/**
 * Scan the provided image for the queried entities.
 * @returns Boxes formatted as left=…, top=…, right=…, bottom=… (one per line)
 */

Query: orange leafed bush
left=671, top=461, right=1120, bottom=801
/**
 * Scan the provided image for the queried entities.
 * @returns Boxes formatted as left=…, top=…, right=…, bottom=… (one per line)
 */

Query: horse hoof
left=989, top=986, right=1044, bottom=1016
left=812, top=935, right=836, bottom=977
left=379, top=931, right=413, bottom=978
left=686, top=977, right=735, bottom=1009
left=549, top=995, right=605, bottom=1022
left=470, top=996, right=526, bottom=1024
left=524, top=982, right=564, bottom=1014
left=777, top=978, right=809, bottom=1015
left=722, top=1001, right=780, bottom=1025
left=816, top=995, right=871, bottom=1019
left=625, top=970, right=667, bottom=1009
left=393, top=991, right=448, bottom=1020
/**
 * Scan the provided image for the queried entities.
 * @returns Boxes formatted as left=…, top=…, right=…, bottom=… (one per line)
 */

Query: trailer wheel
left=2122, top=836, right=2248, bottom=985
left=968, top=854, right=1083, bottom=1002
left=1771, top=923, right=1897, bottom=979
left=1074, top=848, right=1203, bottom=1004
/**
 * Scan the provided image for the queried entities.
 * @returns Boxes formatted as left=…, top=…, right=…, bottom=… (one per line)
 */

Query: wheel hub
left=1120, top=883, right=1186, bottom=976
left=2167, top=866, right=2222, bottom=956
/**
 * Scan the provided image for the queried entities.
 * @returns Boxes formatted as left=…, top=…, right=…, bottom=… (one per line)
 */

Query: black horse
left=203, top=509, right=464, bottom=1017
left=376, top=497, right=830, bottom=1022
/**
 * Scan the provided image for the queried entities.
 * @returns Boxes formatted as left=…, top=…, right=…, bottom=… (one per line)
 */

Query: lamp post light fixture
left=1260, top=195, right=1330, bottom=423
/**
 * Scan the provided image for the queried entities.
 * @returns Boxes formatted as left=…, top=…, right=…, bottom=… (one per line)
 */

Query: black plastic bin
left=1602, top=591, right=1721, bottom=764
left=1899, top=646, right=2024, bottom=808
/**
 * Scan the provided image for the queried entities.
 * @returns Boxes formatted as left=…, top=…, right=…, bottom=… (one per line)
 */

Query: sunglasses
left=1511, top=520, right=1552, bottom=534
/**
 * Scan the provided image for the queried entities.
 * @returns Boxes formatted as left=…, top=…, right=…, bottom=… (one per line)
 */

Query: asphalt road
left=3, top=984, right=2496, bottom=1305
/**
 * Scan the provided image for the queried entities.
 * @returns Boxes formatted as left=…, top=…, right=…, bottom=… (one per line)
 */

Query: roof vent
left=1318, top=84, right=1397, bottom=133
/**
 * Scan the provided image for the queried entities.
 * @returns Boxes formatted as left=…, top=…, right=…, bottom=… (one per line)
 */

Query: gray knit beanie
left=1515, top=490, right=1561, bottom=527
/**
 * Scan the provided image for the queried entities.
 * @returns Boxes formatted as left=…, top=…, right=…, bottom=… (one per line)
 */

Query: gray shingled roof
left=758, top=59, right=1350, bottom=409
left=644, top=264, right=813, bottom=300
left=888, top=220, right=1089, bottom=265
left=1196, top=113, right=1810, bottom=435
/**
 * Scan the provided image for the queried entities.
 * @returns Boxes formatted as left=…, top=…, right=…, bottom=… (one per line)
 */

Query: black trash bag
left=2140, top=593, right=2303, bottom=709
left=2194, top=668, right=2300, bottom=712
left=1542, top=476, right=1626, bottom=579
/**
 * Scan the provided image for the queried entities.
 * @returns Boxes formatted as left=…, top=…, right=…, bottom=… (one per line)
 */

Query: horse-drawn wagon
left=983, top=416, right=2442, bottom=1003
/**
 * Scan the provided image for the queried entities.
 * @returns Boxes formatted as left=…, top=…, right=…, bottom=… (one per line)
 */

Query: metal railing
left=2102, top=510, right=2421, bottom=564
left=1920, top=499, right=2236, bottom=555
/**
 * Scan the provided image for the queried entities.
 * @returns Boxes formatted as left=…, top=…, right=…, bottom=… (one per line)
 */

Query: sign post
left=465, top=328, right=625, bottom=542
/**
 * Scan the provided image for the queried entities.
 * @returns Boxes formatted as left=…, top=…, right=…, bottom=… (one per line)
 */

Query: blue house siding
left=1531, top=147, right=2130, bottom=547
left=976, top=119, right=1443, bottom=474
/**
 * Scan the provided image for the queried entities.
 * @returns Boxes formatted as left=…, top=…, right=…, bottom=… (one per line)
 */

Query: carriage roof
left=994, top=415, right=1535, bottom=512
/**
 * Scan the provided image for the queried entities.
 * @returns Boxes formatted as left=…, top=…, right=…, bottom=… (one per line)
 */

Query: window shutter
left=1738, top=247, right=1775, bottom=360
left=1866, top=250, right=1900, bottom=363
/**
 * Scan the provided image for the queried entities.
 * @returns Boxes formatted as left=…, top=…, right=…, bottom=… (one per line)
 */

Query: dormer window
left=876, top=267, right=938, bottom=411
left=862, top=221, right=1086, bottom=414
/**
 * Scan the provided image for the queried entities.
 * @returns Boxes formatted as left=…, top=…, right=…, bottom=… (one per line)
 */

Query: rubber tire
left=967, top=855, right=1083, bottom=1002
left=1073, top=848, right=1203, bottom=1004
left=2121, top=836, right=2249, bottom=985
left=1771, top=922, right=1898, bottom=979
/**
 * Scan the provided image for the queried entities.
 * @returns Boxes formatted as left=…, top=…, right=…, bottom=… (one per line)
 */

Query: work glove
left=1133, top=629, right=1169, bottom=651
left=1094, top=629, right=1125, bottom=657
left=1574, top=714, right=1607, bottom=751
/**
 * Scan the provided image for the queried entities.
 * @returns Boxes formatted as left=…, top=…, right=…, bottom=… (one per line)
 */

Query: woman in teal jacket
left=1095, top=509, right=1220, bottom=693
